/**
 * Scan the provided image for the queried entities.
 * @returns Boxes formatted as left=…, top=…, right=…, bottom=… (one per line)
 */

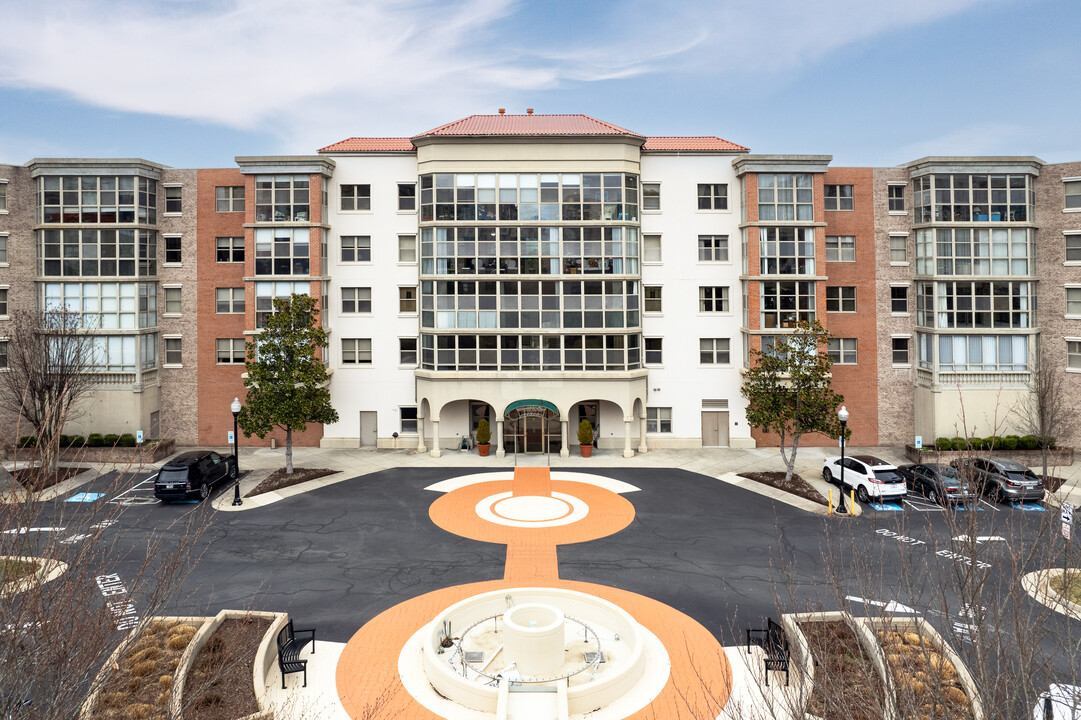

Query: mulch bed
left=801, top=620, right=888, bottom=720
left=1051, top=571, right=1081, bottom=604
left=249, top=467, right=337, bottom=497
left=1044, top=476, right=1067, bottom=493
left=738, top=471, right=828, bottom=506
left=182, top=616, right=270, bottom=720
left=12, top=465, right=90, bottom=492
left=878, top=629, right=973, bottom=720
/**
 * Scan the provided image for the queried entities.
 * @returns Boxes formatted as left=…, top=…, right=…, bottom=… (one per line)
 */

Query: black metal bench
left=277, top=619, right=316, bottom=688
left=746, top=617, right=790, bottom=686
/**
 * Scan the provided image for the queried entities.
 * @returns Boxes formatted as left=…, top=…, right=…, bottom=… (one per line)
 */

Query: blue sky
left=0, top=0, right=1077, bottom=168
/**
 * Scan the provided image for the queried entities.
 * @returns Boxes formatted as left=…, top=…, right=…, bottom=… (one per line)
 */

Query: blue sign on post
left=228, top=430, right=235, bottom=445
left=136, top=430, right=144, bottom=444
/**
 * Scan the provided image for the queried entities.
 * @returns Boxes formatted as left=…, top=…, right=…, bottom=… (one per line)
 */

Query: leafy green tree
left=237, top=294, right=338, bottom=474
left=740, top=320, right=845, bottom=484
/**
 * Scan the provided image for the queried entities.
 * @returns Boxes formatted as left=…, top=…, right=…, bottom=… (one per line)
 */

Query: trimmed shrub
left=59, top=434, right=71, bottom=447
left=577, top=419, right=594, bottom=445
left=69, top=435, right=86, bottom=447
left=985, top=436, right=1003, bottom=451
left=1019, top=435, right=1039, bottom=450
left=18, top=436, right=37, bottom=448
left=103, top=434, right=120, bottom=446
left=87, top=433, right=104, bottom=447
left=475, top=419, right=491, bottom=446
left=119, top=433, right=137, bottom=447
left=1002, top=435, right=1020, bottom=451
left=935, top=437, right=953, bottom=451
left=951, top=436, right=968, bottom=451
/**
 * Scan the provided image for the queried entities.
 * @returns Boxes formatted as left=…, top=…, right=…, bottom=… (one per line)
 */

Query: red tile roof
left=318, top=137, right=415, bottom=153
left=413, top=114, right=644, bottom=140
left=643, top=136, right=748, bottom=152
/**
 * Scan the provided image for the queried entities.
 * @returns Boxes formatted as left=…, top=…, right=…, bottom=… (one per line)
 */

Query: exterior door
left=359, top=411, right=377, bottom=447
left=525, top=416, right=543, bottom=453
left=700, top=411, right=729, bottom=447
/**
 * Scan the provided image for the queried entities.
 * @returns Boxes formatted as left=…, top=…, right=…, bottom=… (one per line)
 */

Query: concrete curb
left=1021, top=569, right=1081, bottom=621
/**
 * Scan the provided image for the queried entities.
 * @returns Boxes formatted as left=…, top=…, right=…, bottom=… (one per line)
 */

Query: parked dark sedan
left=896, top=463, right=975, bottom=505
left=950, top=457, right=1045, bottom=503
left=154, top=450, right=238, bottom=502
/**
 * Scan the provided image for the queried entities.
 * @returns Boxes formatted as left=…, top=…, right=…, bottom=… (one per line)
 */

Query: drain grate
left=464, top=651, right=484, bottom=663
left=584, top=652, right=606, bottom=664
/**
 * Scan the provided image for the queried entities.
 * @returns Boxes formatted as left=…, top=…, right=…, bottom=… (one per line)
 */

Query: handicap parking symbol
left=66, top=492, right=104, bottom=503
left=870, top=502, right=905, bottom=512
left=1008, top=502, right=1045, bottom=512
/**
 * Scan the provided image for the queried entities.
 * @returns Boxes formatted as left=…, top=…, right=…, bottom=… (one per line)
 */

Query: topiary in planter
left=935, top=437, right=953, bottom=451
left=475, top=419, right=491, bottom=456
left=577, top=419, right=594, bottom=446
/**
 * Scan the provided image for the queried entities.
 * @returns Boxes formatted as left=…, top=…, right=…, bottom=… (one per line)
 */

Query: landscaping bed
left=1051, top=570, right=1081, bottom=604
left=738, top=471, right=828, bottom=506
left=879, top=629, right=974, bottom=720
left=181, top=615, right=271, bottom=720
left=0, top=557, right=38, bottom=583
left=249, top=467, right=336, bottom=496
left=11, top=465, right=90, bottom=491
left=799, top=619, right=888, bottom=720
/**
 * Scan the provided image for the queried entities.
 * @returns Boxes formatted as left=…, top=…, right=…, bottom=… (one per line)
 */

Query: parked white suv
left=822, top=454, right=907, bottom=503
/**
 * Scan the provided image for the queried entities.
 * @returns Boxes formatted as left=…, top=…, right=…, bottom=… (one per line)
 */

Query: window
left=38, top=228, right=156, bottom=277
left=342, top=287, right=372, bottom=314
left=1067, top=235, right=1081, bottom=262
left=254, top=227, right=310, bottom=275
left=759, top=227, right=815, bottom=274
left=163, top=287, right=182, bottom=314
left=643, top=234, right=661, bottom=262
left=698, top=235, right=729, bottom=262
left=164, top=235, right=182, bottom=264
left=890, top=234, right=908, bottom=263
left=824, top=184, right=854, bottom=211
left=699, top=286, right=729, bottom=312
left=825, top=286, right=856, bottom=313
left=700, top=338, right=730, bottom=364
left=1065, top=180, right=1081, bottom=210
left=917, top=227, right=1031, bottom=276
left=164, top=337, right=182, bottom=365
left=399, top=337, right=417, bottom=365
left=761, top=281, right=815, bottom=327
left=645, top=338, right=663, bottom=365
left=341, top=235, right=371, bottom=262
left=888, top=184, right=905, bottom=212
left=891, top=286, right=909, bottom=314
left=646, top=407, right=672, bottom=433
left=401, top=406, right=418, bottom=434
left=0, top=288, right=7, bottom=315
left=0, top=233, right=6, bottom=263
left=216, top=288, right=244, bottom=314
left=1069, top=341, right=1081, bottom=370
left=342, top=338, right=372, bottom=365
left=1068, top=288, right=1081, bottom=316
left=341, top=184, right=370, bottom=211
left=36, top=175, right=156, bottom=224
left=216, top=338, right=246, bottom=364
left=825, top=235, right=855, bottom=262
left=0, top=182, right=6, bottom=212
left=255, top=175, right=309, bottom=221
left=758, top=173, right=812, bottom=221
left=398, top=235, right=416, bottom=263
left=642, top=183, right=660, bottom=211
left=216, top=237, right=244, bottom=263
left=930, top=281, right=1032, bottom=329
left=254, top=281, right=308, bottom=328
left=399, top=286, right=417, bottom=313
left=215, top=186, right=245, bottom=212
left=937, top=334, right=1028, bottom=372
left=697, top=183, right=728, bottom=210
left=892, top=337, right=910, bottom=365
left=164, top=186, right=182, bottom=214
left=914, top=173, right=1032, bottom=223
left=644, top=286, right=662, bottom=313
left=0, top=340, right=7, bottom=369
left=398, top=183, right=416, bottom=211
left=828, top=338, right=857, bottom=364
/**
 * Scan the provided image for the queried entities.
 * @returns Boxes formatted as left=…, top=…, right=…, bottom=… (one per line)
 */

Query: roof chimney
left=526, top=108, right=534, bottom=115
left=498, top=108, right=505, bottom=115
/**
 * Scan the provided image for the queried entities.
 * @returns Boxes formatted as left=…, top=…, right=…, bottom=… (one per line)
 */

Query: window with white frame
left=645, top=337, right=662, bottom=364
left=642, top=183, right=660, bottom=211
left=1066, top=180, right=1081, bottom=210
left=216, top=287, right=244, bottom=313
left=398, top=234, right=416, bottom=263
left=255, top=175, right=310, bottom=222
left=0, top=340, right=7, bottom=369
left=0, top=233, right=6, bottom=263
left=700, top=338, right=730, bottom=364
left=697, top=183, right=728, bottom=210
left=0, top=288, right=7, bottom=316
left=644, top=286, right=662, bottom=313
left=891, top=285, right=909, bottom=314
left=761, top=281, right=815, bottom=328
left=164, top=186, right=182, bottom=214
left=164, top=337, right=182, bottom=365
left=888, top=184, right=905, bottom=212
left=164, top=235, right=182, bottom=264
left=824, top=184, right=854, bottom=211
left=400, top=406, right=418, bottom=433
left=163, top=287, right=182, bottom=314
left=759, top=227, right=815, bottom=274
left=758, top=173, right=813, bottom=220
left=255, top=281, right=309, bottom=328
left=825, top=286, right=856, bottom=312
left=399, top=286, right=417, bottom=313
left=216, top=237, right=244, bottom=263
left=341, top=184, right=370, bottom=211
left=341, top=235, right=371, bottom=262
left=342, top=338, right=372, bottom=365
left=643, top=234, right=661, bottom=262
left=254, top=227, right=309, bottom=275
left=890, top=234, right=908, bottom=263
left=698, top=235, right=729, bottom=262
left=1067, top=234, right=1081, bottom=262
left=399, top=337, right=417, bottom=365
left=342, top=287, right=372, bottom=314
left=216, top=338, right=246, bottom=364
left=398, top=183, right=416, bottom=211
left=699, top=286, right=729, bottom=312
left=0, top=181, right=6, bottom=212
left=1069, top=341, right=1081, bottom=370
left=892, top=337, right=910, bottom=365
left=1067, top=287, right=1081, bottom=316
left=646, top=407, right=672, bottom=433
left=215, top=186, right=244, bottom=212
left=828, top=338, right=857, bottom=364
left=825, top=235, right=855, bottom=262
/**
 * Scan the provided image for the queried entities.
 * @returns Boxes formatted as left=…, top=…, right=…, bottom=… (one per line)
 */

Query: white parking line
left=903, top=498, right=945, bottom=512
left=979, top=499, right=1001, bottom=512
left=108, top=474, right=159, bottom=504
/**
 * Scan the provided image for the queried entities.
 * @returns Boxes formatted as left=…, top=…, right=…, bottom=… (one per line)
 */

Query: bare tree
left=1017, top=352, right=1074, bottom=482
left=0, top=307, right=97, bottom=473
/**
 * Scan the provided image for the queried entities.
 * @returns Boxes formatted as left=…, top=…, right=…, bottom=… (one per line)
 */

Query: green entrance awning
left=504, top=399, right=558, bottom=414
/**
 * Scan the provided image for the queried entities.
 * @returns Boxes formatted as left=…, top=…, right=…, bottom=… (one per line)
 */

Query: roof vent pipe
left=498, top=108, right=505, bottom=115
left=526, top=108, right=534, bottom=115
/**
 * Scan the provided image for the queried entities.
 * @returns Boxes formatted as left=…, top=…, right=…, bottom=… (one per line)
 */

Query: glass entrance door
left=524, top=416, right=544, bottom=453
left=503, top=403, right=561, bottom=454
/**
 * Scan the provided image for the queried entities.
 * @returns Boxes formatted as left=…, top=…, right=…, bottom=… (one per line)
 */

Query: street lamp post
left=837, top=405, right=849, bottom=515
left=231, top=397, right=243, bottom=507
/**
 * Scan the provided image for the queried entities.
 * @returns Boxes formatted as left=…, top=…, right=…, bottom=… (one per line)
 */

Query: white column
left=638, top=414, right=648, bottom=453
left=623, top=419, right=634, bottom=458
left=430, top=419, right=441, bottom=458
left=496, top=419, right=505, bottom=458
left=416, top=411, right=426, bottom=453
left=559, top=419, right=569, bottom=458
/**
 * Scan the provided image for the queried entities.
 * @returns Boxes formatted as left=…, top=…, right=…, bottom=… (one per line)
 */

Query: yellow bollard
left=828, top=490, right=833, bottom=516
left=850, top=489, right=856, bottom=512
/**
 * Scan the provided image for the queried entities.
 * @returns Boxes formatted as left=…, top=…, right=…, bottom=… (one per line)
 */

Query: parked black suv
left=154, top=450, right=238, bottom=502
left=950, top=457, right=1044, bottom=503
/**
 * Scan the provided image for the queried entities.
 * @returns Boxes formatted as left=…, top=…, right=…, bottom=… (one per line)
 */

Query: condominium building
left=1, top=113, right=1079, bottom=453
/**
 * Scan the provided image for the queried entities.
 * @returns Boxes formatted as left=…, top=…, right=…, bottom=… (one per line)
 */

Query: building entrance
left=504, top=400, right=561, bottom=454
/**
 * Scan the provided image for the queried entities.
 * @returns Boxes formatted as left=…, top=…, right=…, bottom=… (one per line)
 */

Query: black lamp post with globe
left=231, top=397, right=243, bottom=507
left=836, top=405, right=849, bottom=515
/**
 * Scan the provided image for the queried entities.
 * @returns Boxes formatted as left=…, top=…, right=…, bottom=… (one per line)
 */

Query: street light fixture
left=231, top=397, right=242, bottom=507
left=837, top=405, right=849, bottom=515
